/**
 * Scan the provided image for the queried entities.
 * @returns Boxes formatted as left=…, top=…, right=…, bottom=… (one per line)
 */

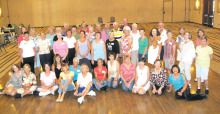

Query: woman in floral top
left=120, top=55, right=136, bottom=91
left=150, top=59, right=169, bottom=95
left=15, top=64, right=37, bottom=98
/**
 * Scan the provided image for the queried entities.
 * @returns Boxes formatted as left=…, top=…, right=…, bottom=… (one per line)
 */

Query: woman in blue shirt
left=168, top=65, right=207, bottom=101
left=69, top=57, right=81, bottom=85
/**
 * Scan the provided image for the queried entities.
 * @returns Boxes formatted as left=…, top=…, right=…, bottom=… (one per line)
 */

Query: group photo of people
left=0, top=18, right=213, bottom=105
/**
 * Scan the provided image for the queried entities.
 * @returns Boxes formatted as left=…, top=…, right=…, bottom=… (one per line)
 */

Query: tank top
left=108, top=60, right=119, bottom=78
left=93, top=40, right=105, bottom=61
left=55, top=66, right=62, bottom=79
left=136, top=66, right=149, bottom=85
left=77, top=39, right=91, bottom=60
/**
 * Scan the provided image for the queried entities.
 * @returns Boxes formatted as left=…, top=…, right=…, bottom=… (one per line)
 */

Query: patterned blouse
left=120, top=63, right=136, bottom=81
left=149, top=36, right=161, bottom=49
left=121, top=36, right=132, bottom=53
left=22, top=72, right=37, bottom=89
left=150, top=68, right=169, bottom=87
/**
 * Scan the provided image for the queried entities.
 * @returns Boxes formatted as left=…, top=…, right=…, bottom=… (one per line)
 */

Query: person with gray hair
left=69, top=57, right=81, bottom=85
left=130, top=23, right=140, bottom=66
left=112, top=22, right=123, bottom=42
left=120, top=26, right=133, bottom=60
left=158, top=22, right=167, bottom=61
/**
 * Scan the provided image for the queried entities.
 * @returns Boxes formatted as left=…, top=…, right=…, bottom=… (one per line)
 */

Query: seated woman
left=56, top=63, right=75, bottom=102
left=92, top=58, right=108, bottom=91
left=132, top=58, right=150, bottom=95
left=52, top=54, right=62, bottom=82
left=14, top=64, right=37, bottom=98
left=37, top=63, right=58, bottom=96
left=107, top=52, right=121, bottom=88
left=120, top=55, right=136, bottom=91
left=150, top=59, right=169, bottom=95
left=0, top=64, right=23, bottom=96
left=69, top=57, right=81, bottom=85
left=74, top=64, right=96, bottom=104
left=168, top=65, right=208, bottom=101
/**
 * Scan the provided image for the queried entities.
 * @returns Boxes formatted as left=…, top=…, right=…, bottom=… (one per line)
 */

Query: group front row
left=0, top=53, right=208, bottom=104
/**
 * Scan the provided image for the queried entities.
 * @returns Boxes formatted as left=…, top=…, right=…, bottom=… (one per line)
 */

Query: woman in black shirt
left=106, top=32, right=120, bottom=60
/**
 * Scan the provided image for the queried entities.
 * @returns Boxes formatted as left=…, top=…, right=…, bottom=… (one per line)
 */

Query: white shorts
left=196, top=66, right=209, bottom=80
left=17, top=86, right=37, bottom=94
left=133, top=82, right=150, bottom=91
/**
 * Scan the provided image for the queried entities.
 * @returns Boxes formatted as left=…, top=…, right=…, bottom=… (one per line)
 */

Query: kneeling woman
left=15, top=64, right=37, bottom=98
left=74, top=64, right=96, bottom=104
left=37, top=63, right=58, bottom=96
left=56, top=63, right=75, bottom=102
left=168, top=65, right=207, bottom=101
left=150, top=59, right=169, bottom=95
left=92, top=58, right=108, bottom=91
left=0, top=64, right=23, bottom=96
left=120, top=55, right=136, bottom=91
left=132, top=58, right=150, bottom=95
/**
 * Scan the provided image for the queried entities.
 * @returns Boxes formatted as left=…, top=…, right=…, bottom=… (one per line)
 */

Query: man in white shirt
left=19, top=32, right=36, bottom=73
left=158, top=22, right=168, bottom=61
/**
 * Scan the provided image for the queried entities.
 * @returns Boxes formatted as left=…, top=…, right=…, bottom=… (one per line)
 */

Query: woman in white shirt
left=107, top=52, right=121, bottom=88
left=37, top=32, right=51, bottom=69
left=37, top=63, right=58, bottom=96
left=179, top=32, right=196, bottom=87
left=63, top=29, right=76, bottom=65
left=19, top=31, right=36, bottom=73
left=132, top=58, right=150, bottom=95
left=130, top=23, right=140, bottom=66
left=74, top=64, right=96, bottom=104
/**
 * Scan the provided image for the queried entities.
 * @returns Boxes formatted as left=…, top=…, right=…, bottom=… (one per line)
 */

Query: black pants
left=160, top=46, right=164, bottom=61
left=155, top=85, right=166, bottom=95
left=79, top=58, right=91, bottom=70
left=49, top=50, right=54, bottom=65
left=40, top=54, right=50, bottom=69
left=175, top=87, right=206, bottom=101
left=22, top=56, right=35, bottom=73
left=68, top=48, right=75, bottom=65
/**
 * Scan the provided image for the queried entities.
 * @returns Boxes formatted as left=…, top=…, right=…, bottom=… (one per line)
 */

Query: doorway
left=163, top=0, right=173, bottom=22
left=203, top=0, right=215, bottom=27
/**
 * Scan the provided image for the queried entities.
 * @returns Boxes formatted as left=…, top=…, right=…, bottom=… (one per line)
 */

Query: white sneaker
left=77, top=96, right=84, bottom=104
left=39, top=91, right=50, bottom=96
left=87, top=90, right=96, bottom=96
left=51, top=92, right=55, bottom=95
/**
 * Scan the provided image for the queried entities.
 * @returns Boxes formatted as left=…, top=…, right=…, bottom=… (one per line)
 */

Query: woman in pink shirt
left=120, top=55, right=136, bottom=91
left=96, top=23, right=107, bottom=42
left=53, top=33, right=69, bottom=64
left=195, top=29, right=209, bottom=47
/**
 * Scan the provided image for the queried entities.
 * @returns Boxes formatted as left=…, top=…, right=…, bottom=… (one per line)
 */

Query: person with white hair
left=69, top=57, right=81, bottom=85
left=158, top=22, right=167, bottom=61
left=120, top=26, right=133, bottom=60
left=112, top=22, right=123, bottom=42
left=53, top=27, right=63, bottom=41
left=62, top=23, right=69, bottom=36
left=130, top=23, right=140, bottom=66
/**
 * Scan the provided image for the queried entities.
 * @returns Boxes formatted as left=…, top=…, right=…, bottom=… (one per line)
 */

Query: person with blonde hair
left=69, top=57, right=81, bottom=85
left=56, top=63, right=75, bottom=102
left=0, top=64, right=23, bottom=96
left=53, top=27, right=63, bottom=41
left=46, top=26, right=56, bottom=65
left=74, top=64, right=96, bottom=104
left=29, top=28, right=41, bottom=74
left=62, top=23, right=69, bottom=36
left=14, top=64, right=37, bottom=98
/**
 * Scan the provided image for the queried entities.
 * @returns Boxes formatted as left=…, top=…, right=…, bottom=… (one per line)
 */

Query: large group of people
left=0, top=18, right=213, bottom=104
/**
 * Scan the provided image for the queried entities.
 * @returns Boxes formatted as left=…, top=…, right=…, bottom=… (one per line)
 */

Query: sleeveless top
left=136, top=66, right=149, bottom=85
left=121, top=36, right=132, bottom=53
left=108, top=60, right=119, bottom=78
left=93, top=40, right=105, bottom=61
left=55, top=66, right=62, bottom=79
left=77, top=39, right=91, bottom=60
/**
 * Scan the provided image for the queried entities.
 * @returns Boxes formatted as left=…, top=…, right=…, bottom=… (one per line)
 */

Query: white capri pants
left=179, top=60, right=192, bottom=81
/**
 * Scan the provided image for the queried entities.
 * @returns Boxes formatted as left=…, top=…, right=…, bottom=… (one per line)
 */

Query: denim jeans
left=107, top=77, right=121, bottom=88
left=92, top=79, right=107, bottom=90
left=58, top=80, right=75, bottom=93
left=122, top=80, right=135, bottom=91
left=138, top=53, right=147, bottom=60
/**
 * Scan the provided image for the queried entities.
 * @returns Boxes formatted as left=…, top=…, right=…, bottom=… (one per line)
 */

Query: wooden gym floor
left=0, top=22, right=220, bottom=113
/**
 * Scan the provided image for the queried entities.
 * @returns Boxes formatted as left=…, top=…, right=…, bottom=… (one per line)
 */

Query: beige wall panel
left=213, top=1, right=220, bottom=28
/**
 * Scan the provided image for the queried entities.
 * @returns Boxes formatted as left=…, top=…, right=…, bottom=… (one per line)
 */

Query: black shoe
left=100, top=86, right=107, bottom=91
left=205, top=89, right=209, bottom=94
left=0, top=89, right=4, bottom=92
left=33, top=91, right=39, bottom=96
left=201, top=94, right=208, bottom=99
left=196, top=89, right=201, bottom=94
left=14, top=94, right=22, bottom=99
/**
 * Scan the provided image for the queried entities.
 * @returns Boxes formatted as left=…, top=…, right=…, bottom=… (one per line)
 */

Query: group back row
left=0, top=18, right=213, bottom=104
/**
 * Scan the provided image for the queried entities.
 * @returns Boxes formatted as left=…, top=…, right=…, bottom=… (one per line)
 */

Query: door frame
left=163, top=0, right=173, bottom=22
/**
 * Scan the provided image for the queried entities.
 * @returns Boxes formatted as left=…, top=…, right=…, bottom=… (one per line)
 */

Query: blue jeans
left=138, top=53, right=147, bottom=60
left=92, top=79, right=107, bottom=90
left=58, top=80, right=75, bottom=93
left=77, top=86, right=93, bottom=94
left=107, top=77, right=121, bottom=88
left=122, top=80, right=135, bottom=91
